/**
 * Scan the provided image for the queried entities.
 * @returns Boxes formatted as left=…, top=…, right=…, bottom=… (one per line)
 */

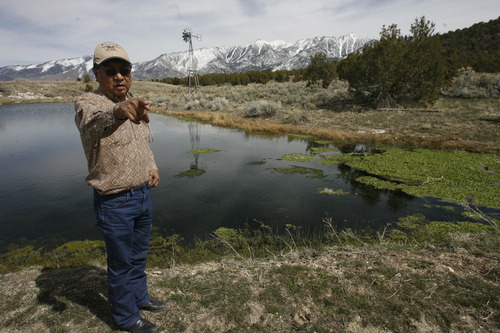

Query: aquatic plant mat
left=319, top=147, right=500, bottom=209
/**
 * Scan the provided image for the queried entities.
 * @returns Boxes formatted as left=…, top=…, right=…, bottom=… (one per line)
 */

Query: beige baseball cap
left=93, top=42, right=131, bottom=65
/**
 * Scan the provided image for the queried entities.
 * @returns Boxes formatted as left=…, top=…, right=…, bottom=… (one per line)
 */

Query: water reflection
left=0, top=103, right=477, bottom=252
left=188, top=123, right=201, bottom=170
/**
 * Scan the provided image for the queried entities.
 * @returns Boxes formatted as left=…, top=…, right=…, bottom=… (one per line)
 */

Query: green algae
left=315, top=140, right=335, bottom=145
left=280, top=153, right=315, bottom=162
left=423, top=204, right=457, bottom=212
left=317, top=153, right=351, bottom=165
left=187, top=148, right=219, bottom=154
left=176, top=169, right=206, bottom=178
left=317, top=187, right=349, bottom=195
left=247, top=160, right=266, bottom=165
left=310, top=147, right=338, bottom=154
left=273, top=165, right=326, bottom=178
left=321, top=148, right=500, bottom=209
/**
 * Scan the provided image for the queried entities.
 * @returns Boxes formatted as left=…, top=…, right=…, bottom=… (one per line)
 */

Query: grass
left=0, top=222, right=498, bottom=332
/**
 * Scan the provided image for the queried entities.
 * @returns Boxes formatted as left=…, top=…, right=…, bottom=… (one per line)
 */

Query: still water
left=0, top=103, right=470, bottom=251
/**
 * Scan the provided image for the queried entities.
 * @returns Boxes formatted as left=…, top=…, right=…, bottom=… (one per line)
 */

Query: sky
left=0, top=0, right=498, bottom=67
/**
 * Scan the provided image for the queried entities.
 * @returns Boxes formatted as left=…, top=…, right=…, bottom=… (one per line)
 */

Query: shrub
left=210, top=97, right=229, bottom=111
left=151, top=96, right=170, bottom=108
left=280, top=108, right=308, bottom=124
left=186, top=99, right=202, bottom=110
left=242, top=100, right=282, bottom=118
left=441, top=68, right=500, bottom=98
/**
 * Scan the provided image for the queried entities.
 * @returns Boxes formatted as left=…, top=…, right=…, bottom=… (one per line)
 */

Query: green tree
left=305, top=52, right=337, bottom=88
left=338, top=17, right=447, bottom=108
left=403, top=17, right=447, bottom=105
left=274, top=70, right=289, bottom=83
left=440, top=17, right=500, bottom=72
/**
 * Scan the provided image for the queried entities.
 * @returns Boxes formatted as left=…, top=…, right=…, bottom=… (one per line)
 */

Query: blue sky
left=0, top=0, right=498, bottom=67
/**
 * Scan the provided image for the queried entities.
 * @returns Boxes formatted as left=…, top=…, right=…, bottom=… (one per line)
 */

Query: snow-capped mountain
left=0, top=34, right=373, bottom=81
left=0, top=56, right=95, bottom=81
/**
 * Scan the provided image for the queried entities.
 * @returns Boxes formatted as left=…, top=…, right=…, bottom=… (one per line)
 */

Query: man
left=75, top=41, right=164, bottom=333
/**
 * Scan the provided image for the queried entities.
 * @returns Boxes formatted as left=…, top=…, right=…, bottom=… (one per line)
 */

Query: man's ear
left=92, top=68, right=99, bottom=81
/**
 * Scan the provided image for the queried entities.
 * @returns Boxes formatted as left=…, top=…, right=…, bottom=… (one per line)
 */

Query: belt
left=95, top=182, right=150, bottom=197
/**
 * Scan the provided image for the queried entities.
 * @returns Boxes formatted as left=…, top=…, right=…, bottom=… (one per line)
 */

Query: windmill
left=182, top=27, right=202, bottom=92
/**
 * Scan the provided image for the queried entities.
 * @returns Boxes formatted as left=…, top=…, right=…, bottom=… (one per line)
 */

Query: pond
left=0, top=103, right=484, bottom=252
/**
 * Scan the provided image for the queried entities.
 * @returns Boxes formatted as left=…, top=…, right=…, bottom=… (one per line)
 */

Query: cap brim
left=94, top=56, right=132, bottom=65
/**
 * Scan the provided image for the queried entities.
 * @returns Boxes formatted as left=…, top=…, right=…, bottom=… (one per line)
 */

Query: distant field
left=1, top=79, right=499, bottom=153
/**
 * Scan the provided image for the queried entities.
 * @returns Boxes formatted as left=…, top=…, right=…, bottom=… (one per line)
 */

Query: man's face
left=94, top=59, right=132, bottom=100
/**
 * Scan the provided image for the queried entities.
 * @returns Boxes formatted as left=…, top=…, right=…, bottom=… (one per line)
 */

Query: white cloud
left=0, top=0, right=498, bottom=67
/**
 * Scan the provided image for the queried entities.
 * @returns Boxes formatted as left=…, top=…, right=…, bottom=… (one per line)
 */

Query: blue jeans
left=94, top=183, right=153, bottom=328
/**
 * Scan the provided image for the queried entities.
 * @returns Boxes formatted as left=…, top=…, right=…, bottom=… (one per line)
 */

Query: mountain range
left=0, top=34, right=373, bottom=81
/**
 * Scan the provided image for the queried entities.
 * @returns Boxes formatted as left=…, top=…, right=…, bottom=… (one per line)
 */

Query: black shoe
left=126, top=318, right=157, bottom=333
left=139, top=298, right=166, bottom=312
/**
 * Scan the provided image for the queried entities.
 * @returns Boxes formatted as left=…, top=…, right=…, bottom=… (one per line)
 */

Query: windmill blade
left=182, top=32, right=191, bottom=42
left=182, top=28, right=192, bottom=42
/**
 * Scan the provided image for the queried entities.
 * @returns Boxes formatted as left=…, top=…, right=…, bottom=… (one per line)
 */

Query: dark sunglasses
left=102, top=68, right=132, bottom=77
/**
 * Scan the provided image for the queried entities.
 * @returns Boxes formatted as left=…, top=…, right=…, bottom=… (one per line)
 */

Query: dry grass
left=168, top=110, right=355, bottom=142
left=1, top=232, right=498, bottom=332
left=1, top=79, right=498, bottom=152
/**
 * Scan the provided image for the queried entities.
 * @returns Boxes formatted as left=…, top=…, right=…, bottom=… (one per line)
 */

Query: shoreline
left=163, top=108, right=500, bottom=154
left=1, top=80, right=498, bottom=154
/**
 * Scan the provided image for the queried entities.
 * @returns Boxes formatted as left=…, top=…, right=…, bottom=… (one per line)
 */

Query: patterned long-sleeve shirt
left=75, top=88, right=158, bottom=195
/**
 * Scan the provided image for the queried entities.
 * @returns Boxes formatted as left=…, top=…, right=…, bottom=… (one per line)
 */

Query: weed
left=309, top=146, right=338, bottom=154
left=317, top=187, right=349, bottom=195
left=243, top=100, right=282, bottom=118
left=272, top=165, right=326, bottom=178
left=175, top=168, right=206, bottom=178
left=209, top=97, right=229, bottom=111
left=280, top=152, right=315, bottom=162
left=186, top=147, right=219, bottom=154
left=442, top=68, right=500, bottom=98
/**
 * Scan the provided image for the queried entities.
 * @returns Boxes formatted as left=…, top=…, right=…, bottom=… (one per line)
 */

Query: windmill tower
left=182, top=28, right=202, bottom=92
